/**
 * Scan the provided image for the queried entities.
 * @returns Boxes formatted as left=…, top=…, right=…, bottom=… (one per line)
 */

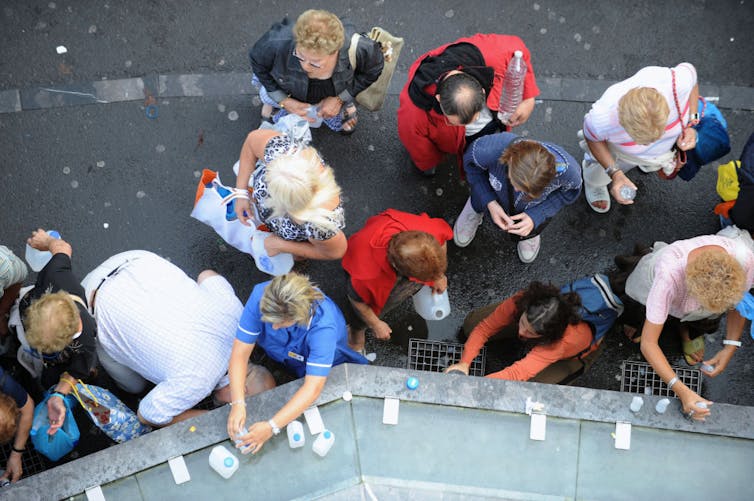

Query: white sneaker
left=517, top=235, right=541, bottom=263
left=453, top=197, right=483, bottom=247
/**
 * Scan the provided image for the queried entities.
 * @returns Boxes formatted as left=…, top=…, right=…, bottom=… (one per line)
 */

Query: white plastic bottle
left=412, top=285, right=451, bottom=321
left=25, top=230, right=61, bottom=272
left=497, top=50, right=527, bottom=125
left=251, top=230, right=294, bottom=276
left=209, top=445, right=239, bottom=479
left=312, top=430, right=335, bottom=457
left=629, top=396, right=644, bottom=413
left=287, top=420, right=305, bottom=449
left=655, top=398, right=670, bottom=414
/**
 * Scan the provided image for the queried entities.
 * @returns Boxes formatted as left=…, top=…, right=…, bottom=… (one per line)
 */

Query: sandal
left=682, top=336, right=705, bottom=366
left=340, top=103, right=358, bottom=135
left=585, top=184, right=611, bottom=213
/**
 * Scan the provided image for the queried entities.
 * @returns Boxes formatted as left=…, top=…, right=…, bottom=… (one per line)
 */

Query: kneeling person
left=227, top=273, right=367, bottom=455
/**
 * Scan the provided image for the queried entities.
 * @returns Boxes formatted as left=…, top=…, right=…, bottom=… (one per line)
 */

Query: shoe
left=517, top=235, right=541, bottom=263
left=340, top=103, right=358, bottom=135
left=421, top=167, right=437, bottom=177
left=453, top=198, right=483, bottom=247
left=582, top=160, right=611, bottom=213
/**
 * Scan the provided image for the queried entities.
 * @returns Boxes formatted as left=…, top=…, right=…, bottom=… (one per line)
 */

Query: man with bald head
left=398, top=34, right=539, bottom=176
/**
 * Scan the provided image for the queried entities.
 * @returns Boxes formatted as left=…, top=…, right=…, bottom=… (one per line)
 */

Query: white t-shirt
left=582, top=63, right=697, bottom=159
left=91, top=252, right=243, bottom=425
left=465, top=104, right=494, bottom=136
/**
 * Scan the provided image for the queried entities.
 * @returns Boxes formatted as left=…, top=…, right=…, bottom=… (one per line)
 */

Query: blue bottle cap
left=224, top=457, right=234, bottom=467
left=323, top=431, right=331, bottom=439
left=406, top=376, right=419, bottom=390
left=293, top=433, right=301, bottom=441
left=48, top=230, right=61, bottom=239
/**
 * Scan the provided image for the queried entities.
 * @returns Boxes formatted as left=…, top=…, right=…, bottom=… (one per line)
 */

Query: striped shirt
left=93, top=252, right=243, bottom=425
left=0, top=245, right=27, bottom=296
left=583, top=63, right=697, bottom=160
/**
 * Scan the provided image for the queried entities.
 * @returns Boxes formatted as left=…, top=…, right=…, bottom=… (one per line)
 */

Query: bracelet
left=11, top=446, right=25, bottom=454
left=667, top=376, right=679, bottom=390
left=233, top=188, right=250, bottom=200
left=268, top=419, right=281, bottom=436
left=229, top=399, right=246, bottom=407
left=604, top=164, right=620, bottom=178
left=50, top=391, right=67, bottom=400
left=723, top=339, right=742, bottom=347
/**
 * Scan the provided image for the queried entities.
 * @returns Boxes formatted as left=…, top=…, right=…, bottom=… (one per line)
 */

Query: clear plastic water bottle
left=25, top=230, right=61, bottom=272
left=209, top=445, right=239, bottom=479
left=306, top=105, right=323, bottom=128
left=312, top=430, right=335, bottom=457
left=287, top=420, right=305, bottom=449
left=497, top=50, right=527, bottom=125
left=619, top=186, right=636, bottom=201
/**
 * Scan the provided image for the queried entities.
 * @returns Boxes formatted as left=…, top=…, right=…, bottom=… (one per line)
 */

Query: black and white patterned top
left=251, top=134, right=345, bottom=242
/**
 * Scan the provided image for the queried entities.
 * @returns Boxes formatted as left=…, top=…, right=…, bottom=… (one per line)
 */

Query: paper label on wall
left=168, top=455, right=191, bottom=484
left=529, top=412, right=546, bottom=441
left=614, top=421, right=632, bottom=450
left=383, top=397, right=400, bottom=425
left=304, top=406, right=325, bottom=435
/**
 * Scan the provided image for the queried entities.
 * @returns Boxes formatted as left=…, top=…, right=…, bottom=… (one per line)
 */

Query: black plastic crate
left=0, top=442, right=48, bottom=480
left=407, top=339, right=486, bottom=377
left=620, top=360, right=702, bottom=397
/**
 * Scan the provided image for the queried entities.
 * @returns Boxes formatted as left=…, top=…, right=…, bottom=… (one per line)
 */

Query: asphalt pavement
left=1, top=0, right=754, bottom=415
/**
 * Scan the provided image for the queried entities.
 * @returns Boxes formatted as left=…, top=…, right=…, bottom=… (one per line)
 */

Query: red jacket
left=342, top=209, right=453, bottom=315
left=397, top=34, right=540, bottom=171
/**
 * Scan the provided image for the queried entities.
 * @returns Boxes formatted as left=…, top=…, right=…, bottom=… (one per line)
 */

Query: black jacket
left=250, top=18, right=384, bottom=105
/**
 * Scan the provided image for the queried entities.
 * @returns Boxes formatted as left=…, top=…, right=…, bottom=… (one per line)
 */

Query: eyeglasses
left=292, top=48, right=323, bottom=69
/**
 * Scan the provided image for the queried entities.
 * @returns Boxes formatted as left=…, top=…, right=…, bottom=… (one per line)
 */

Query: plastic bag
left=71, top=382, right=151, bottom=443
left=30, top=393, right=80, bottom=461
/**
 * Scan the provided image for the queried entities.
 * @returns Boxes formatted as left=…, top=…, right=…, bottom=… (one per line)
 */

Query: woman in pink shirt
left=621, top=231, right=754, bottom=420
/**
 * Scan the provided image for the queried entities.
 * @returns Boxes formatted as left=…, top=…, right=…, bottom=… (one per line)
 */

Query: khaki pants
left=462, top=302, right=602, bottom=385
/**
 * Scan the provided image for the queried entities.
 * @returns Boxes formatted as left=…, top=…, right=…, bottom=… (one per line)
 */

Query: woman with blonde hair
left=616, top=229, right=754, bottom=421
left=454, top=132, right=582, bottom=263
left=226, top=272, right=367, bottom=456
left=233, top=128, right=346, bottom=260
left=579, top=62, right=699, bottom=213
left=250, top=9, right=384, bottom=134
left=19, top=229, right=99, bottom=439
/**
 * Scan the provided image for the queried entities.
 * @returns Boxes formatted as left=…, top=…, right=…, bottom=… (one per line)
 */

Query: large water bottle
left=287, top=420, right=305, bottom=449
left=251, top=230, right=294, bottom=276
left=312, top=430, right=335, bottom=457
left=208, top=445, right=239, bottom=479
left=412, top=285, right=451, bottom=321
left=497, top=50, right=527, bottom=125
left=25, top=230, right=61, bottom=272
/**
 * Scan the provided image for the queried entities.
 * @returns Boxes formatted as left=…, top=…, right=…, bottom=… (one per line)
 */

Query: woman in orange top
left=446, top=282, right=595, bottom=383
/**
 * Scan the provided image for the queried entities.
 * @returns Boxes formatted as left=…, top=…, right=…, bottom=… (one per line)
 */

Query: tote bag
left=348, top=27, right=404, bottom=111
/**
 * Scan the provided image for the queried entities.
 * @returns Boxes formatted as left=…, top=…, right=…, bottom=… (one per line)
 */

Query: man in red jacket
left=397, top=34, right=539, bottom=175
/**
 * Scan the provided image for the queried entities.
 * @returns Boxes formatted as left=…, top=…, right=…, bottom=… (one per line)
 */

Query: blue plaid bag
left=70, top=381, right=151, bottom=443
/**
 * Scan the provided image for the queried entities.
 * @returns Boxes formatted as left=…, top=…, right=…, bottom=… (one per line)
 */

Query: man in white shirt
left=82, top=250, right=272, bottom=427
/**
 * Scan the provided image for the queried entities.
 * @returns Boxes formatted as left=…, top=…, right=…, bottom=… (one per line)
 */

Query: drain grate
left=407, top=338, right=486, bottom=376
left=0, top=442, right=48, bottom=479
left=620, top=360, right=702, bottom=396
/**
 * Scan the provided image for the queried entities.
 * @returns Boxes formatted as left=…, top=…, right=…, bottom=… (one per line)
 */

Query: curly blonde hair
left=617, top=87, right=669, bottom=145
left=0, top=394, right=19, bottom=444
left=265, top=146, right=342, bottom=234
left=24, top=290, right=80, bottom=353
left=501, top=140, right=556, bottom=198
left=293, top=9, right=345, bottom=55
left=686, top=250, right=747, bottom=313
left=260, top=273, right=324, bottom=326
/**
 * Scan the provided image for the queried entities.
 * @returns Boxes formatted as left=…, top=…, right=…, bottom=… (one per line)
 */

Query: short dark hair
left=437, top=73, right=485, bottom=125
left=514, top=282, right=582, bottom=346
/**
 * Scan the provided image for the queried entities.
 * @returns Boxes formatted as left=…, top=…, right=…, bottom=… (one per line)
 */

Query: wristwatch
left=267, top=419, right=281, bottom=435
left=723, top=339, right=742, bottom=347
left=604, top=164, right=620, bottom=178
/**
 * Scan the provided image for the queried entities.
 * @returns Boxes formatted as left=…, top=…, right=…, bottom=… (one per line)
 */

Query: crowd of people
left=1, top=8, right=753, bottom=479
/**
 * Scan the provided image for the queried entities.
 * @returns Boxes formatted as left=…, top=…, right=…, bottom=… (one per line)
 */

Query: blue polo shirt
left=236, top=282, right=368, bottom=378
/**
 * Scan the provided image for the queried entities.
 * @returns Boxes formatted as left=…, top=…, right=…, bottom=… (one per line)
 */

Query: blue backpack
left=560, top=274, right=624, bottom=349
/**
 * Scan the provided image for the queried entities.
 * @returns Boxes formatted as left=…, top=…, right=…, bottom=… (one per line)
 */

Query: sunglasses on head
left=292, top=48, right=323, bottom=69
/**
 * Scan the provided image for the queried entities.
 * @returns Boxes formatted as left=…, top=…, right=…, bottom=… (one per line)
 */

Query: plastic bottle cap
left=293, top=433, right=301, bottom=441
left=406, top=377, right=419, bottom=390
left=514, top=50, right=523, bottom=58
left=323, top=431, right=331, bottom=439
left=224, top=457, right=234, bottom=467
